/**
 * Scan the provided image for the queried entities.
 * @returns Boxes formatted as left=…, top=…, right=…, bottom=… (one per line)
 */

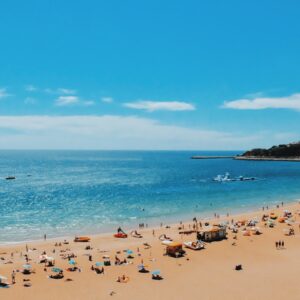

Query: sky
left=0, top=0, right=300, bottom=150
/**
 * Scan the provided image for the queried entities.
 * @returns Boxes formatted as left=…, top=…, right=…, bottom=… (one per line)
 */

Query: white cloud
left=82, top=100, right=95, bottom=106
left=0, top=88, right=11, bottom=99
left=124, top=100, right=195, bottom=112
left=57, top=88, right=77, bottom=95
left=223, top=93, right=300, bottom=110
left=24, top=97, right=36, bottom=105
left=55, top=96, right=79, bottom=106
left=25, top=85, right=38, bottom=92
left=0, top=115, right=283, bottom=150
left=101, top=97, right=114, bottom=103
left=45, top=88, right=77, bottom=95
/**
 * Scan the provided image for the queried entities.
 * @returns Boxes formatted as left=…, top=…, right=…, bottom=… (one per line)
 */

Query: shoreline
left=1, top=198, right=299, bottom=248
left=235, top=156, right=300, bottom=161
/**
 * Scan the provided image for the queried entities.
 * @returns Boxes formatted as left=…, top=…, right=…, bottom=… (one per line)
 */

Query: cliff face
left=242, top=142, right=300, bottom=158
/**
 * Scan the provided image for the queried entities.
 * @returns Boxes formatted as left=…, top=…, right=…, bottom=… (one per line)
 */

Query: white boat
left=213, top=172, right=232, bottom=182
left=213, top=173, right=256, bottom=182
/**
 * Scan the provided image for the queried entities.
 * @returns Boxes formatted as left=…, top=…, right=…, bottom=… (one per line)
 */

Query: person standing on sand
left=279, top=241, right=282, bottom=249
left=275, top=241, right=278, bottom=249
left=282, top=240, right=285, bottom=248
left=44, top=234, right=46, bottom=241
left=11, top=270, right=16, bottom=284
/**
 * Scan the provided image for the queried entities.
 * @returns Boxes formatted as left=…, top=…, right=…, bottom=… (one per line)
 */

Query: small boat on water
left=213, top=173, right=256, bottom=182
left=5, top=176, right=16, bottom=180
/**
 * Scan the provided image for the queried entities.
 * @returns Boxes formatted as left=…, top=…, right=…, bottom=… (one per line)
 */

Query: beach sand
left=1, top=202, right=300, bottom=300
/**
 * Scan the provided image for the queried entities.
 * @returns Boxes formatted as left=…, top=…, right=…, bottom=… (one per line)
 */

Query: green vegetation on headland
left=191, top=142, right=300, bottom=161
left=236, top=142, right=300, bottom=161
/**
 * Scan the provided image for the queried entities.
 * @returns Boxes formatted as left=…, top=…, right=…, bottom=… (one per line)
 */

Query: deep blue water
left=1, top=150, right=300, bottom=243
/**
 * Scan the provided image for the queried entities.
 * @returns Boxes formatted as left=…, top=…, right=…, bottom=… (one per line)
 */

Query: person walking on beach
left=11, top=270, right=16, bottom=284
left=278, top=241, right=282, bottom=249
left=282, top=240, right=285, bottom=248
left=275, top=241, right=278, bottom=249
left=44, top=234, right=47, bottom=241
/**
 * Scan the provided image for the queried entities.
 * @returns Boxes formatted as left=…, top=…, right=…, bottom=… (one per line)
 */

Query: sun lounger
left=74, top=236, right=91, bottom=242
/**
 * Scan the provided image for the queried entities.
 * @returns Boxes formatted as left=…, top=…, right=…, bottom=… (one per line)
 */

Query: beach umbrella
left=51, top=267, right=62, bottom=273
left=23, top=264, right=32, bottom=269
left=69, top=259, right=76, bottom=265
left=0, top=275, right=7, bottom=280
left=47, top=257, right=54, bottom=262
left=137, top=264, right=144, bottom=269
left=95, top=262, right=104, bottom=267
left=126, top=250, right=133, bottom=255
left=152, top=270, right=160, bottom=275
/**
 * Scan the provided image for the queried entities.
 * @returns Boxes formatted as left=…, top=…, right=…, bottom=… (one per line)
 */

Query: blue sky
left=0, top=0, right=300, bottom=149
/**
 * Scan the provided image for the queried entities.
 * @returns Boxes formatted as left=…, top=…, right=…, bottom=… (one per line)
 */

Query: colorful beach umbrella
left=69, top=259, right=76, bottom=265
left=51, top=267, right=62, bottom=273
left=152, top=270, right=160, bottom=275
left=23, top=264, right=32, bottom=269
left=137, top=264, right=145, bottom=270
left=95, top=262, right=104, bottom=267
left=126, top=250, right=133, bottom=255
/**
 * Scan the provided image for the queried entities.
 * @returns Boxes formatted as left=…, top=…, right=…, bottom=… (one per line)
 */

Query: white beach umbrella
left=0, top=275, right=7, bottom=280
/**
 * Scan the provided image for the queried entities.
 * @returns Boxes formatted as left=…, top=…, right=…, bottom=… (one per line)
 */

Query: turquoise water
left=1, top=150, right=300, bottom=243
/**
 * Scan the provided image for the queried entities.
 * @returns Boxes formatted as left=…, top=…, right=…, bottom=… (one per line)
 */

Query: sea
left=1, top=150, right=300, bottom=244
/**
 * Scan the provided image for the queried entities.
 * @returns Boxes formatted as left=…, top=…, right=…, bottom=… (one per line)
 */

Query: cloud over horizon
left=124, top=100, right=196, bottom=112
left=223, top=93, right=300, bottom=111
left=0, top=115, right=294, bottom=150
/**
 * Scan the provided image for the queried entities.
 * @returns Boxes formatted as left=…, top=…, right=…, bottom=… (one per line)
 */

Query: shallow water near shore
left=1, top=150, right=300, bottom=243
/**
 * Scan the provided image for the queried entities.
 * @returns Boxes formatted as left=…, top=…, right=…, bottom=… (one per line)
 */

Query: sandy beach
left=1, top=201, right=300, bottom=300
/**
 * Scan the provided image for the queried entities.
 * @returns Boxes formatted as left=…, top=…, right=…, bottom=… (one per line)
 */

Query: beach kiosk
left=166, top=242, right=185, bottom=257
left=197, top=226, right=227, bottom=242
